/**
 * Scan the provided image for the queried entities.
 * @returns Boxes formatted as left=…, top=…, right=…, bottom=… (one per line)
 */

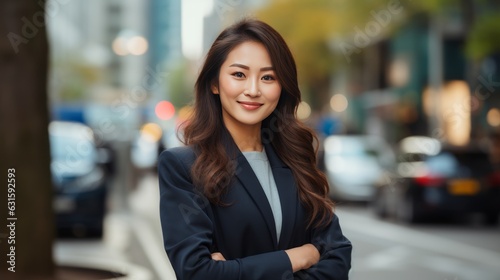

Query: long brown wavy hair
left=181, top=18, right=334, bottom=228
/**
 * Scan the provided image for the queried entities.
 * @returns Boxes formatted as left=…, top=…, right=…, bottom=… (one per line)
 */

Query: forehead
left=222, top=41, right=272, bottom=67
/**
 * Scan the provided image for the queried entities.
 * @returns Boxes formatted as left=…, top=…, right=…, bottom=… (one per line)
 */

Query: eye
left=262, top=75, right=276, bottom=81
left=231, top=72, right=245, bottom=78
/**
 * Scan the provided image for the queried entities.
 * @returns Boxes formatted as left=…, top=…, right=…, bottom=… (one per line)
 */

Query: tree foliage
left=256, top=0, right=499, bottom=107
left=466, top=12, right=500, bottom=60
left=166, top=59, right=195, bottom=109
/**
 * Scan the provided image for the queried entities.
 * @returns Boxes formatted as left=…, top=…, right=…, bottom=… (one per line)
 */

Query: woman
left=158, top=19, right=352, bottom=280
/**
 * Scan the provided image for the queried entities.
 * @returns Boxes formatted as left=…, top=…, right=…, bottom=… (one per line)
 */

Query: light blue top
left=242, top=149, right=282, bottom=242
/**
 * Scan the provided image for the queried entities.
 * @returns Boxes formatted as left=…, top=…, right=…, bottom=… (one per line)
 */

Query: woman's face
left=213, top=41, right=282, bottom=131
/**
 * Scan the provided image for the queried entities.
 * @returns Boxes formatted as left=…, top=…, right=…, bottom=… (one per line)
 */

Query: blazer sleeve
left=295, top=214, right=352, bottom=280
left=158, top=149, right=294, bottom=280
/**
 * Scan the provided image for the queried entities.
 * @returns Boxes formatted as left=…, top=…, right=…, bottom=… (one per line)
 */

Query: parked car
left=373, top=136, right=500, bottom=225
left=131, top=122, right=164, bottom=170
left=323, top=135, right=395, bottom=201
left=50, top=121, right=111, bottom=237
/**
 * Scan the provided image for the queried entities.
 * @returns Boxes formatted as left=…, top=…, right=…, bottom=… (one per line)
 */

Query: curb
left=55, top=254, right=152, bottom=280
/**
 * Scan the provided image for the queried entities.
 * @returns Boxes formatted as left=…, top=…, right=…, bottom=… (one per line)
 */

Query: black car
left=373, top=138, right=500, bottom=225
left=50, top=121, right=112, bottom=237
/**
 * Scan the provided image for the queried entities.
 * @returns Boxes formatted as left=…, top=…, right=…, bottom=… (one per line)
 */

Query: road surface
left=57, top=173, right=500, bottom=280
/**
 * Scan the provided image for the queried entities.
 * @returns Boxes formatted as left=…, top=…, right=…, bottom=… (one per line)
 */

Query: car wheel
left=373, top=189, right=388, bottom=218
left=88, top=226, right=104, bottom=238
left=483, top=212, right=499, bottom=226
left=71, top=223, right=103, bottom=238
left=396, top=195, right=423, bottom=224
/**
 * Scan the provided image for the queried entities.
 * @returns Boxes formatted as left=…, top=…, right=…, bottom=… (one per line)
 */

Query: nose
left=244, top=78, right=261, bottom=97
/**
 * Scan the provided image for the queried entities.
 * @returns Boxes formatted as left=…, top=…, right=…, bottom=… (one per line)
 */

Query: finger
left=211, top=252, right=226, bottom=261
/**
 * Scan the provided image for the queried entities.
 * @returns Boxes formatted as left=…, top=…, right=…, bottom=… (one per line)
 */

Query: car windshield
left=426, top=151, right=492, bottom=177
left=329, top=138, right=377, bottom=156
left=50, top=135, right=96, bottom=163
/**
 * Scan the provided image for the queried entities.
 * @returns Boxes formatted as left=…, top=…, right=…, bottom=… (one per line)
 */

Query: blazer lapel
left=264, top=143, right=298, bottom=249
left=222, top=127, right=298, bottom=249
left=235, top=154, right=279, bottom=247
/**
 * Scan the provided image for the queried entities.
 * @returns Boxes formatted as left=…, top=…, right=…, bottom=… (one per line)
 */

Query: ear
left=211, top=84, right=219, bottom=94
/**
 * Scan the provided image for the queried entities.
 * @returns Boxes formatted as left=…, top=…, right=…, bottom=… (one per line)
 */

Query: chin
left=240, top=120, right=263, bottom=126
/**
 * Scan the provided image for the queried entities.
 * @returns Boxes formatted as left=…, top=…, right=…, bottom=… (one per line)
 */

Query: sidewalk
left=54, top=173, right=176, bottom=280
left=128, top=173, right=177, bottom=280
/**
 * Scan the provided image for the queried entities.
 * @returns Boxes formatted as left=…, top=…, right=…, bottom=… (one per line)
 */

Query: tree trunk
left=0, top=0, right=54, bottom=278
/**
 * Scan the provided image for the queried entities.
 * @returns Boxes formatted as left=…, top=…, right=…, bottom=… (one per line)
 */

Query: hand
left=211, top=252, right=226, bottom=261
left=285, top=244, right=320, bottom=272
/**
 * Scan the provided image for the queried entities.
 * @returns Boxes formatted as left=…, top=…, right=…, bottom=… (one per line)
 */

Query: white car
left=323, top=135, right=395, bottom=201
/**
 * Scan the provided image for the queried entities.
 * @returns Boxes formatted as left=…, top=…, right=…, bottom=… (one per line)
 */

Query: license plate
left=448, top=179, right=480, bottom=195
left=54, top=197, right=76, bottom=213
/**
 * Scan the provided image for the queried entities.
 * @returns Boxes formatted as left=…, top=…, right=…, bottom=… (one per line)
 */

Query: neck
left=224, top=122, right=262, bottom=152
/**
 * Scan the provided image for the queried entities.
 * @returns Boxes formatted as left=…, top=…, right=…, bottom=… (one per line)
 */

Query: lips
left=237, top=101, right=263, bottom=110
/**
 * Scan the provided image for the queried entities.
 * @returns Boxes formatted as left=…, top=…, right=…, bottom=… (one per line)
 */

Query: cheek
left=220, top=77, right=242, bottom=96
left=268, top=85, right=282, bottom=104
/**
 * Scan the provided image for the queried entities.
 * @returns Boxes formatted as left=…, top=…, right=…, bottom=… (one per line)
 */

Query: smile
left=237, top=101, right=263, bottom=110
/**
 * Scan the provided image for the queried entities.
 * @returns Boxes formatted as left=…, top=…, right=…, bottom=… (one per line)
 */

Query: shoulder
left=158, top=146, right=197, bottom=174
left=160, top=146, right=196, bottom=162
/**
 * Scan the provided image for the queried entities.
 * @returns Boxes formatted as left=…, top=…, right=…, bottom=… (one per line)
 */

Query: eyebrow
left=229, top=63, right=274, bottom=71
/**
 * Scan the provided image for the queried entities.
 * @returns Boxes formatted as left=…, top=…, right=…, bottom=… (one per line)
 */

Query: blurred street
left=54, top=172, right=176, bottom=280
left=54, top=171, right=500, bottom=280
left=338, top=205, right=500, bottom=280
left=3, top=0, right=500, bottom=278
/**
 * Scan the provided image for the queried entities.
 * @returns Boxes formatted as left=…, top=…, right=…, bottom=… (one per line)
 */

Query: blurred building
left=149, top=0, right=182, bottom=68
left=145, top=0, right=181, bottom=123
left=48, top=0, right=149, bottom=88
left=47, top=0, right=184, bottom=140
left=335, top=3, right=500, bottom=148
left=202, top=0, right=268, bottom=56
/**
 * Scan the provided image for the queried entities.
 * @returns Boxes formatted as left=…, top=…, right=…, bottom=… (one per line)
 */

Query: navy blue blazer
left=158, top=141, right=352, bottom=280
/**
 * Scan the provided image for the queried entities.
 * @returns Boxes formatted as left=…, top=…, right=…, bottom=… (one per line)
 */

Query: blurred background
left=1, top=0, right=500, bottom=279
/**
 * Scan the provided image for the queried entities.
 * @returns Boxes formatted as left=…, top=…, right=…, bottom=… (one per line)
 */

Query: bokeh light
left=127, top=36, right=148, bottom=56
left=140, top=122, right=163, bottom=142
left=330, top=94, right=348, bottom=112
left=487, top=108, right=500, bottom=127
left=112, top=37, right=128, bottom=56
left=155, top=101, right=175, bottom=121
left=296, top=101, right=311, bottom=120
